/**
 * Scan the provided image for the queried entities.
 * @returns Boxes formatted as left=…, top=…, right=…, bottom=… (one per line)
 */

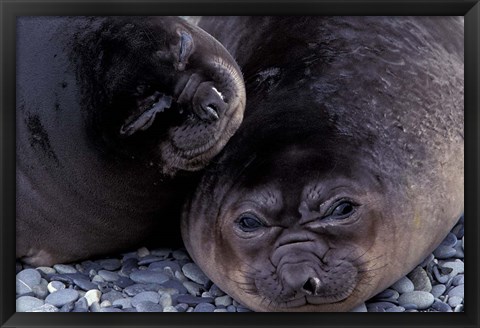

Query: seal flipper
left=120, top=93, right=173, bottom=137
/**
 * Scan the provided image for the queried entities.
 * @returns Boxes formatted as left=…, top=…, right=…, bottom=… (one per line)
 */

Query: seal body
left=16, top=16, right=245, bottom=266
left=182, top=16, right=464, bottom=312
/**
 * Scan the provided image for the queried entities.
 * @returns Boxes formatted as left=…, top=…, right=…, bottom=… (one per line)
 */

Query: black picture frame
left=1, top=1, right=478, bottom=328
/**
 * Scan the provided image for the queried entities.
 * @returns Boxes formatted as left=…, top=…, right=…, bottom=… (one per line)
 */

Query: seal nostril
left=302, top=277, right=321, bottom=295
left=205, top=104, right=219, bottom=121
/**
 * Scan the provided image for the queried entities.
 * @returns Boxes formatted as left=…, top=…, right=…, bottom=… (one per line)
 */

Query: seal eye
left=328, top=201, right=356, bottom=220
left=237, top=215, right=264, bottom=232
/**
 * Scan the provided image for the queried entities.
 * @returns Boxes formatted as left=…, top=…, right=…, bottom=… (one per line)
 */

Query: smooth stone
left=72, top=278, right=97, bottom=291
left=441, top=260, right=464, bottom=278
left=92, top=275, right=105, bottom=284
left=366, top=301, right=396, bottom=312
left=130, top=270, right=168, bottom=284
left=452, top=275, right=464, bottom=286
left=32, top=285, right=49, bottom=299
left=209, top=284, right=226, bottom=297
left=36, top=267, right=56, bottom=276
left=158, top=285, right=181, bottom=296
left=16, top=296, right=44, bottom=312
left=99, top=307, right=123, bottom=312
left=138, top=256, right=163, bottom=266
left=45, top=289, right=79, bottom=307
left=447, top=285, right=464, bottom=298
left=385, top=306, right=405, bottom=312
left=215, top=295, right=233, bottom=307
left=48, top=273, right=88, bottom=284
left=113, top=298, right=132, bottom=309
left=451, top=224, right=464, bottom=238
left=162, top=280, right=187, bottom=295
left=132, top=291, right=161, bottom=308
left=175, top=271, right=188, bottom=282
left=175, top=303, right=189, bottom=312
left=462, top=237, right=464, bottom=250
left=214, top=309, right=228, bottom=312
left=84, top=289, right=102, bottom=306
left=135, top=301, right=163, bottom=312
left=120, top=258, right=139, bottom=277
left=163, top=306, right=178, bottom=312
left=433, top=266, right=449, bottom=284
left=137, top=247, right=150, bottom=258
left=418, top=254, right=435, bottom=268
left=349, top=303, right=368, bottom=312
left=47, top=281, right=66, bottom=293
left=408, top=266, right=432, bottom=292
left=80, top=261, right=102, bottom=274
left=149, top=260, right=181, bottom=273
left=397, top=291, right=434, bottom=310
left=236, top=306, right=252, bottom=312
left=401, top=303, right=418, bottom=310
left=159, top=293, right=173, bottom=308
left=202, top=292, right=213, bottom=298
left=390, top=276, right=415, bottom=294
left=113, top=277, right=134, bottom=289
left=16, top=262, right=23, bottom=274
left=440, top=232, right=458, bottom=247
left=176, top=295, right=214, bottom=305
left=172, top=249, right=190, bottom=260
left=151, top=248, right=171, bottom=258
left=101, top=290, right=124, bottom=303
left=453, top=242, right=464, bottom=258
left=90, top=301, right=102, bottom=312
left=123, top=283, right=162, bottom=296
left=373, top=289, right=399, bottom=300
left=433, top=246, right=456, bottom=259
left=98, top=270, right=119, bottom=282
left=448, top=296, right=463, bottom=307
left=73, top=297, right=89, bottom=312
left=30, top=303, right=59, bottom=312
left=16, top=269, right=42, bottom=295
left=122, top=308, right=138, bottom=312
left=59, top=301, right=75, bottom=312
left=431, top=299, right=451, bottom=312
left=227, top=305, right=236, bottom=312
left=97, top=259, right=121, bottom=271
left=100, top=300, right=112, bottom=307
left=454, top=304, right=464, bottom=312
left=53, top=264, right=77, bottom=274
left=194, top=303, right=216, bottom=312
left=183, top=281, right=205, bottom=296
left=182, top=263, right=210, bottom=286
left=431, top=284, right=447, bottom=298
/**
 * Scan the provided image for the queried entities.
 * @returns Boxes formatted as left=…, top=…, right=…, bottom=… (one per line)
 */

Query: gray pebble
left=454, top=242, right=464, bottom=258
left=433, top=266, right=449, bottom=284
left=151, top=248, right=171, bottom=258
left=120, top=258, right=138, bottom=277
left=215, top=295, right=232, bottom=307
left=385, top=306, right=405, bottom=312
left=73, top=278, right=97, bottom=291
left=45, top=289, right=79, bottom=307
left=100, top=300, right=112, bottom=308
left=135, top=301, right=163, bottom=312
left=49, top=273, right=87, bottom=284
left=349, top=303, right=368, bottom=312
left=407, top=266, right=432, bottom=292
left=113, top=298, right=132, bottom=309
left=47, top=281, right=65, bottom=293
left=92, top=275, right=105, bottom=284
left=97, top=259, right=121, bottom=271
left=447, top=285, right=464, bottom=298
left=130, top=270, right=168, bottom=284
left=123, top=283, right=162, bottom=296
left=175, top=303, right=189, bottom=312
left=214, top=309, right=228, bottom=312
left=418, top=254, right=435, bottom=268
left=98, top=270, right=119, bottom=282
left=431, top=284, right=446, bottom=298
left=30, top=303, right=59, bottom=312
left=53, top=264, right=77, bottom=274
left=132, top=291, right=160, bottom=308
left=366, top=301, right=396, bottom=312
left=209, top=284, right=226, bottom=297
left=448, top=296, right=463, bottom=307
left=194, top=303, right=216, bottom=312
left=440, top=232, right=457, bottom=247
left=173, top=249, right=190, bottom=260
left=137, top=247, right=150, bottom=258
left=163, top=306, right=178, bottom=312
left=60, top=301, right=75, bottom=312
left=373, top=289, right=399, bottom=300
left=451, top=224, right=464, bottom=239
left=81, top=260, right=103, bottom=273
left=176, top=295, right=214, bottom=305
left=452, top=275, right=464, bottom=286
left=16, top=269, right=42, bottom=295
left=433, top=246, right=456, bottom=259
left=237, top=306, right=252, bottom=312
left=99, top=307, right=123, bottom=312
left=390, top=276, right=414, bottom=294
left=159, top=293, right=173, bottom=308
left=90, top=301, right=102, bottom=312
left=441, top=260, right=464, bottom=278
left=397, top=291, right=434, bottom=310
left=162, top=280, right=187, bottom=294
left=431, top=300, right=451, bottom=312
left=454, top=304, right=464, bottom=312
left=227, top=305, right=237, bottom=312
left=36, top=267, right=56, bottom=276
left=138, top=255, right=163, bottom=266
left=113, top=276, right=134, bottom=289
left=401, top=303, right=418, bottom=310
left=149, top=260, right=181, bottom=273
left=32, top=284, right=49, bottom=299
left=175, top=271, right=188, bottom=282
left=73, top=297, right=88, bottom=312
left=182, top=263, right=210, bottom=286
left=183, top=281, right=205, bottom=296
left=16, top=296, right=44, bottom=312
left=101, top=290, right=124, bottom=303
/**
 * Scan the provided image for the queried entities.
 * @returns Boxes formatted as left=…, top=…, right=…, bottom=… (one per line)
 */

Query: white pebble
left=84, top=289, right=102, bottom=306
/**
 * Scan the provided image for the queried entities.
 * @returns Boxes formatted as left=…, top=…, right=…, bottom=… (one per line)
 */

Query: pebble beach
left=16, top=215, right=464, bottom=313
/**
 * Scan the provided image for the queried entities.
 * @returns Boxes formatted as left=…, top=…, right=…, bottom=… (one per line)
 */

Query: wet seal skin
left=16, top=16, right=245, bottom=266
left=182, top=16, right=464, bottom=312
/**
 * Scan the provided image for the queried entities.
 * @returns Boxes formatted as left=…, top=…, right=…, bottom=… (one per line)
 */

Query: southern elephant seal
left=16, top=16, right=245, bottom=266
left=182, top=16, right=464, bottom=312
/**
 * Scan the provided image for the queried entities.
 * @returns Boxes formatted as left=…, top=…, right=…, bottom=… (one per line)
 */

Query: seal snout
left=302, top=276, right=322, bottom=295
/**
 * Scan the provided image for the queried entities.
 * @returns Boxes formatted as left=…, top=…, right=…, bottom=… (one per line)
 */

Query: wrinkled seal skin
left=182, top=16, right=464, bottom=312
left=16, top=16, right=245, bottom=266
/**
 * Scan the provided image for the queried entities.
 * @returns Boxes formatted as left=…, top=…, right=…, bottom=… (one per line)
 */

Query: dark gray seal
left=16, top=16, right=245, bottom=266
left=182, top=16, right=464, bottom=312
